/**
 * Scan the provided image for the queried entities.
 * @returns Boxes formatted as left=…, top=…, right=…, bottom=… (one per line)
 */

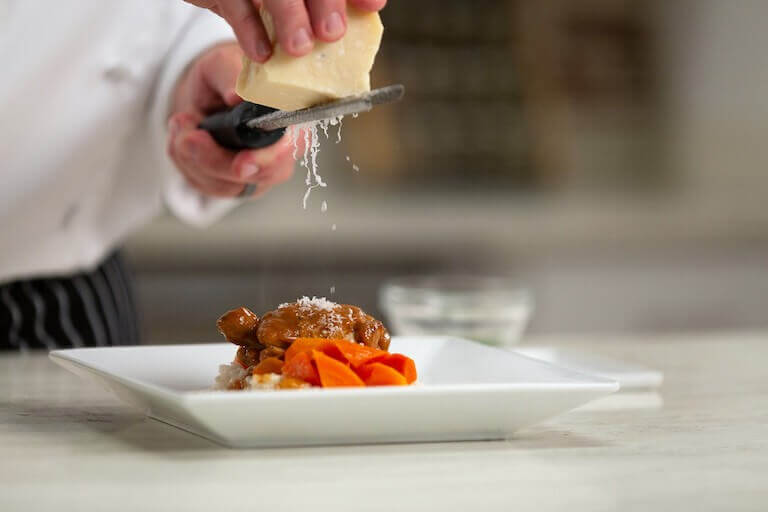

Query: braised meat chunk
left=258, top=297, right=390, bottom=351
left=217, top=297, right=391, bottom=362
left=216, top=307, right=262, bottom=348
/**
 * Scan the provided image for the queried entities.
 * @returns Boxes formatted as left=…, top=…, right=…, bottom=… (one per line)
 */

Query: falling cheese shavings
left=288, top=116, right=344, bottom=209
left=345, top=155, right=361, bottom=172
left=321, top=201, right=328, bottom=213
left=335, top=117, right=343, bottom=144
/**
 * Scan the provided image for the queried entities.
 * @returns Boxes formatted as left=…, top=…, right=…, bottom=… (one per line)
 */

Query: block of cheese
left=236, top=7, right=383, bottom=111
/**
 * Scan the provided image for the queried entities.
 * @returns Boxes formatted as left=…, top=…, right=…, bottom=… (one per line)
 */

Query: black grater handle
left=199, top=102, right=286, bottom=150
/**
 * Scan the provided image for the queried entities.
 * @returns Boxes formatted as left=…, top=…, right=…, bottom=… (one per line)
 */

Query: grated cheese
left=280, top=296, right=338, bottom=311
left=288, top=116, right=345, bottom=209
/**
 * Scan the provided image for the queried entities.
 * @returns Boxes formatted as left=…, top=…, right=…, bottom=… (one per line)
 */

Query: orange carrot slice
left=328, top=340, right=387, bottom=368
left=313, top=350, right=365, bottom=388
left=282, top=351, right=320, bottom=386
left=252, top=357, right=284, bottom=375
left=358, top=362, right=408, bottom=386
left=285, top=338, right=338, bottom=362
left=378, top=354, right=418, bottom=384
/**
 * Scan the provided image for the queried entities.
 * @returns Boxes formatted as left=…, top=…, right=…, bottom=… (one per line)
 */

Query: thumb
left=198, top=43, right=244, bottom=108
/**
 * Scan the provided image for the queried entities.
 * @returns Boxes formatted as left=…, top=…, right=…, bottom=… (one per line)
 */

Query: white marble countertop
left=2, top=331, right=767, bottom=511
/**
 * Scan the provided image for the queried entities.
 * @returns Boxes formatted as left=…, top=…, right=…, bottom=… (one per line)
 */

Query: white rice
left=245, top=373, right=283, bottom=391
left=212, top=364, right=310, bottom=391
left=211, top=363, right=246, bottom=391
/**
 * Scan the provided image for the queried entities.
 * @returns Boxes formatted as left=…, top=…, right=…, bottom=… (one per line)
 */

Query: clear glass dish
left=380, top=276, right=533, bottom=347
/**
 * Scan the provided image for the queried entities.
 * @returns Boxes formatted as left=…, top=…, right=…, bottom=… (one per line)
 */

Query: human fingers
left=306, top=0, right=346, bottom=42
left=263, top=0, right=315, bottom=56
left=247, top=158, right=296, bottom=199
left=168, top=113, right=244, bottom=195
left=183, top=171, right=245, bottom=198
left=219, top=0, right=273, bottom=62
left=195, top=43, right=244, bottom=108
left=347, top=0, right=387, bottom=11
left=170, top=113, right=295, bottom=184
left=232, top=138, right=295, bottom=185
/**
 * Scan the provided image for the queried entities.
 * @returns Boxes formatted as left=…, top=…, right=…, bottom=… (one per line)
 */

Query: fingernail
left=291, top=28, right=313, bottom=53
left=242, top=163, right=259, bottom=178
left=256, top=40, right=272, bottom=60
left=324, top=12, right=344, bottom=38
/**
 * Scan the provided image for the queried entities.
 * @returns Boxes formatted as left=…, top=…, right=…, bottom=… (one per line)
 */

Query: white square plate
left=49, top=337, right=618, bottom=448
left=513, top=347, right=663, bottom=390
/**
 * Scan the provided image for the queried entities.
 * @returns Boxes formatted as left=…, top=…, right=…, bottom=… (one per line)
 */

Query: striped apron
left=0, top=252, right=140, bottom=350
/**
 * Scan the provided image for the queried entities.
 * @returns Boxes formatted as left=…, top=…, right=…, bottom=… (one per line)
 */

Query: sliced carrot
left=284, top=338, right=327, bottom=361
left=378, top=354, right=418, bottom=384
left=328, top=340, right=387, bottom=368
left=252, top=357, right=284, bottom=375
left=285, top=338, right=418, bottom=387
left=284, top=338, right=337, bottom=362
left=358, top=362, right=408, bottom=386
left=355, top=363, right=375, bottom=381
left=287, top=338, right=389, bottom=364
left=313, top=350, right=365, bottom=388
left=316, top=343, right=347, bottom=364
left=282, top=351, right=321, bottom=386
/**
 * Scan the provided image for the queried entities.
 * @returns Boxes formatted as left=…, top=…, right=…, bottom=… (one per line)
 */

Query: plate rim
left=49, top=338, right=620, bottom=403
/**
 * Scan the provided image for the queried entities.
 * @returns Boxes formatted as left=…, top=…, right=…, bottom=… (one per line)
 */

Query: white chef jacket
left=0, top=0, right=238, bottom=284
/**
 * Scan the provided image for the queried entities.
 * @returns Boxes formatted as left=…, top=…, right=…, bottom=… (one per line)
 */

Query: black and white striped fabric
left=0, top=252, right=140, bottom=350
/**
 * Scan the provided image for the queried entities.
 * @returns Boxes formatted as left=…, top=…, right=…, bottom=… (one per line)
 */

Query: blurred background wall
left=125, top=0, right=768, bottom=343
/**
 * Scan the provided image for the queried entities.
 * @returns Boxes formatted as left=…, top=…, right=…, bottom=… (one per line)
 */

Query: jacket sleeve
left=149, top=6, right=239, bottom=228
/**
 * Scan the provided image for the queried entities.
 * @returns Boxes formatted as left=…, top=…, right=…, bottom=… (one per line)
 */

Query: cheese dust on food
left=279, top=296, right=355, bottom=339
left=280, top=296, right=338, bottom=312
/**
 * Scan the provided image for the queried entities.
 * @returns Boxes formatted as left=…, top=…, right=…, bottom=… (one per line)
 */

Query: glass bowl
left=380, top=276, right=533, bottom=347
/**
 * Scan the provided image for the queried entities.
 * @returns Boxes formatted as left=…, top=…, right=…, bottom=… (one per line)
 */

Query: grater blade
left=245, top=84, right=405, bottom=131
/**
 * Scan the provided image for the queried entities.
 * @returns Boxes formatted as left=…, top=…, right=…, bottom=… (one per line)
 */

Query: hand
left=167, top=43, right=295, bottom=198
left=184, top=0, right=387, bottom=62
